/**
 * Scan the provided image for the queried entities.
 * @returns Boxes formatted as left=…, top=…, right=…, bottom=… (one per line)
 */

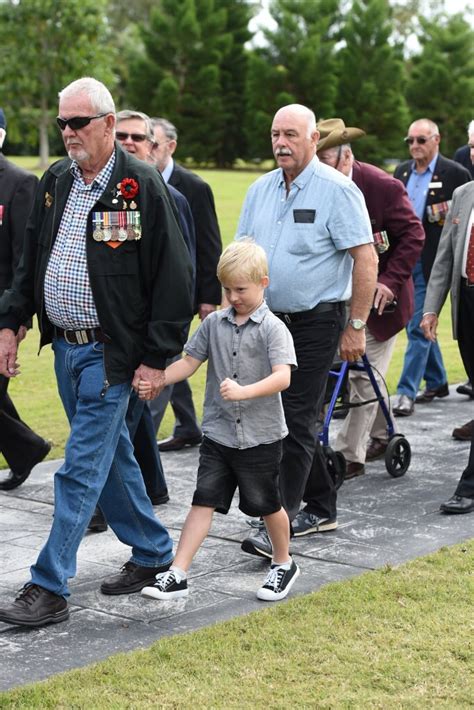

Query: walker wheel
left=324, top=446, right=346, bottom=490
left=385, top=435, right=411, bottom=477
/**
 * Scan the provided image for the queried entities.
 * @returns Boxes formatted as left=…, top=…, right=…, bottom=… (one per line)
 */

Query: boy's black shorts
left=192, top=436, right=282, bottom=517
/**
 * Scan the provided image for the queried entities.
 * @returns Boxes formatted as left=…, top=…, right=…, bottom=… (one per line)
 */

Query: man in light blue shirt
left=239, top=104, right=377, bottom=557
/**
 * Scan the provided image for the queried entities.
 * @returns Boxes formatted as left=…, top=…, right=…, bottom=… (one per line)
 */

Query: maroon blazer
left=352, top=160, right=425, bottom=341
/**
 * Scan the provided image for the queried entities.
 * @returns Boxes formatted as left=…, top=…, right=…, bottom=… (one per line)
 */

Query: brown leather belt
left=54, top=327, right=111, bottom=345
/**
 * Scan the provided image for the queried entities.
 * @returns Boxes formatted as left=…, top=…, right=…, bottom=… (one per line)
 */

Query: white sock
left=271, top=559, right=291, bottom=570
left=170, top=565, right=187, bottom=581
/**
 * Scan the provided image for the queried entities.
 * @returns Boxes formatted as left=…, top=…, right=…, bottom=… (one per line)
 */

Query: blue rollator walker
left=320, top=353, right=412, bottom=489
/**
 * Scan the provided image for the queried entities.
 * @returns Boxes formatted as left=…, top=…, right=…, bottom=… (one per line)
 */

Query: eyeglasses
left=116, top=131, right=148, bottom=143
left=56, top=113, right=108, bottom=131
left=404, top=135, right=437, bottom=145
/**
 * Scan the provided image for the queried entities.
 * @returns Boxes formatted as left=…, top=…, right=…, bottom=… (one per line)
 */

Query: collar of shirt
left=69, top=150, right=116, bottom=191
left=410, top=153, right=438, bottom=177
left=222, top=300, right=269, bottom=325
left=161, top=158, right=174, bottom=184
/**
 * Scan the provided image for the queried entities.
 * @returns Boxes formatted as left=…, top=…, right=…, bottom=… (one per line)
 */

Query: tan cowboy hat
left=316, top=118, right=365, bottom=152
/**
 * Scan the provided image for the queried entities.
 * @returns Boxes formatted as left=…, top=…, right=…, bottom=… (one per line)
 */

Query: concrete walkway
left=0, top=387, right=473, bottom=691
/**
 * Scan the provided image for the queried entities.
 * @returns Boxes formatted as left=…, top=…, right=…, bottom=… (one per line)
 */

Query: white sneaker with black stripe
left=141, top=569, right=189, bottom=600
left=256, top=559, right=300, bottom=601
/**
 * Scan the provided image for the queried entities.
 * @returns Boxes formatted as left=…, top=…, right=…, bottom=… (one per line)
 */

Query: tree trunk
left=38, top=96, right=50, bottom=170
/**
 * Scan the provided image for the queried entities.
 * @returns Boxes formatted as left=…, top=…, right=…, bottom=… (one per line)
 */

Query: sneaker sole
left=292, top=520, right=338, bottom=537
left=0, top=608, right=69, bottom=627
left=141, top=586, right=189, bottom=600
left=257, top=565, right=300, bottom=601
left=241, top=539, right=273, bottom=559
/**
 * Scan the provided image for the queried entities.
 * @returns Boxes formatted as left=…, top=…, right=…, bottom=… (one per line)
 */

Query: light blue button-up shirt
left=405, top=154, right=438, bottom=220
left=236, top=156, right=373, bottom=312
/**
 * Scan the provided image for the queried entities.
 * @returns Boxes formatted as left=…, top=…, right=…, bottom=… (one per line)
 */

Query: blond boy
left=140, top=240, right=300, bottom=601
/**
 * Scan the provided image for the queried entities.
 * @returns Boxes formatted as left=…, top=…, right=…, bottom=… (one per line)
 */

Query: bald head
left=271, top=104, right=319, bottom=183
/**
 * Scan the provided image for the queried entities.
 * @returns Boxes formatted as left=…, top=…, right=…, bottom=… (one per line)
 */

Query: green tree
left=335, top=0, right=409, bottom=165
left=405, top=13, right=474, bottom=156
left=245, top=0, right=341, bottom=159
left=128, top=0, right=235, bottom=164
left=214, top=0, right=254, bottom=166
left=0, top=0, right=116, bottom=168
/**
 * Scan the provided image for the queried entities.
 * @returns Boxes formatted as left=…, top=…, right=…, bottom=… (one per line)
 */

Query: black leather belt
left=54, top=327, right=111, bottom=345
left=273, top=302, right=343, bottom=324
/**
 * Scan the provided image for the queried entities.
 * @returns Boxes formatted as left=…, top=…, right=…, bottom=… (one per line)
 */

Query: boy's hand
left=220, top=377, right=245, bottom=401
left=132, top=364, right=165, bottom=399
left=137, top=379, right=153, bottom=400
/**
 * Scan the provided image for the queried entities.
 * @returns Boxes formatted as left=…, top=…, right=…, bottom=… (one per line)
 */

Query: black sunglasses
left=56, top=113, right=108, bottom=131
left=404, top=135, right=436, bottom=145
left=116, top=131, right=148, bottom=143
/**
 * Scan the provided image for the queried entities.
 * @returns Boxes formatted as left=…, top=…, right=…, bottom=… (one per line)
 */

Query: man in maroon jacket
left=314, top=119, right=425, bottom=480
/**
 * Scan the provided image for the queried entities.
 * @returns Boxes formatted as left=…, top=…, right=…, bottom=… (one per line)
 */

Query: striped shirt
left=44, top=152, right=115, bottom=329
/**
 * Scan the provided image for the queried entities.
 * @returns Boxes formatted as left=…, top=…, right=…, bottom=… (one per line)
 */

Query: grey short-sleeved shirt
left=185, top=301, right=297, bottom=449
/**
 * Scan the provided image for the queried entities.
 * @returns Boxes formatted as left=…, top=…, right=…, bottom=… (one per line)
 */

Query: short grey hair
left=58, top=77, right=115, bottom=115
left=150, top=117, right=178, bottom=142
left=116, top=110, right=154, bottom=141
left=0, top=128, right=5, bottom=150
left=467, top=120, right=474, bottom=136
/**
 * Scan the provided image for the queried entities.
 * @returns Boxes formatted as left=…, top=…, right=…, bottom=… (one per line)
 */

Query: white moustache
left=276, top=148, right=292, bottom=156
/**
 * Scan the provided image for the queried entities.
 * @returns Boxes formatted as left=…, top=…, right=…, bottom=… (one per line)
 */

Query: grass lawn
left=0, top=162, right=466, bottom=468
left=1, top=540, right=473, bottom=708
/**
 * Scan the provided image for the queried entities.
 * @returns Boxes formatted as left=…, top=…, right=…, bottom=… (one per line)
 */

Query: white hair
left=58, top=77, right=115, bottom=114
left=274, top=104, right=317, bottom=138
left=0, top=128, right=5, bottom=150
left=468, top=120, right=474, bottom=137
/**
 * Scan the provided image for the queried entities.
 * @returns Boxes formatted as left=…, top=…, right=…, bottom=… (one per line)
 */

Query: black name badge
left=293, top=209, right=316, bottom=223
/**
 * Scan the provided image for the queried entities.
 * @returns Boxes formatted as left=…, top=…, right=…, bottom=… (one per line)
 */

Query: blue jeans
left=397, top=261, right=447, bottom=399
left=30, top=339, right=173, bottom=597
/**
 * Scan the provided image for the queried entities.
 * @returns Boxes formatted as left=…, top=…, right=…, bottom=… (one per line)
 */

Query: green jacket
left=0, top=144, right=194, bottom=384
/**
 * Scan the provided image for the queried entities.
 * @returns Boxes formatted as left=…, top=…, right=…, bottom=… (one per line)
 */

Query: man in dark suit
left=392, top=118, right=471, bottom=417
left=314, top=118, right=424, bottom=481
left=421, top=181, right=474, bottom=514
left=148, top=117, right=222, bottom=451
left=0, top=107, right=50, bottom=491
left=453, top=120, right=474, bottom=180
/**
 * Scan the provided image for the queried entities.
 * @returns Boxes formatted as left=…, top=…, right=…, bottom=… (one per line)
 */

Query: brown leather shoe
left=393, top=394, right=415, bottom=417
left=452, top=420, right=474, bottom=441
left=0, top=584, right=69, bottom=627
left=415, top=382, right=449, bottom=403
left=158, top=435, right=202, bottom=452
left=366, top=437, right=388, bottom=461
left=345, top=462, right=365, bottom=480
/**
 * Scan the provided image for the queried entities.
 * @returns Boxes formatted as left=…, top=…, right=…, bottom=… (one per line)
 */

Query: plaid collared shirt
left=44, top=152, right=115, bottom=330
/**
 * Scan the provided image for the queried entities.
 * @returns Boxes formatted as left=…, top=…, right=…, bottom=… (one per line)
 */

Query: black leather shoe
left=393, top=394, right=415, bottom=417
left=149, top=491, right=170, bottom=505
left=0, top=439, right=51, bottom=491
left=456, top=380, right=474, bottom=398
left=88, top=506, right=108, bottom=533
left=415, top=382, right=449, bottom=403
left=0, top=584, right=69, bottom=627
left=440, top=495, right=474, bottom=514
left=100, top=560, right=173, bottom=595
left=158, top=435, right=202, bottom=452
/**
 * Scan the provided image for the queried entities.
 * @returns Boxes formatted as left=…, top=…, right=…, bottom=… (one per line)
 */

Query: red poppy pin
left=119, top=178, right=139, bottom=200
